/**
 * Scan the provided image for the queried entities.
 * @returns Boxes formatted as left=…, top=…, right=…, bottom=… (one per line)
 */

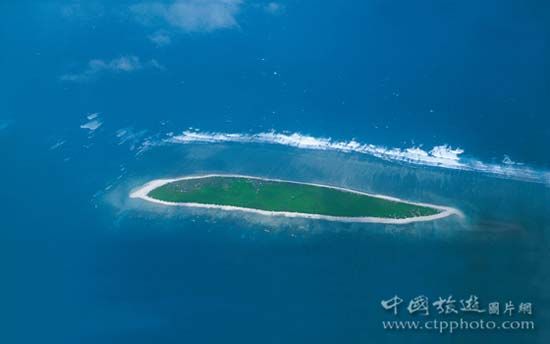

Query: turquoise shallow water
left=2, top=1, right=550, bottom=342
left=3, top=130, right=549, bottom=343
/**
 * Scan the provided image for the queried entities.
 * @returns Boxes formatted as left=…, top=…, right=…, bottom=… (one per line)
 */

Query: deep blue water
left=3, top=1, right=550, bottom=166
left=2, top=1, right=550, bottom=343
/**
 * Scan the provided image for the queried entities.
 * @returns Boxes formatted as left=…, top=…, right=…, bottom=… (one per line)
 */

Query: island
left=130, top=175, right=461, bottom=224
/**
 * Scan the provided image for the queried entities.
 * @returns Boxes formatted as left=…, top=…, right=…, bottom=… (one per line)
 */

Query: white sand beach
left=130, top=174, right=463, bottom=224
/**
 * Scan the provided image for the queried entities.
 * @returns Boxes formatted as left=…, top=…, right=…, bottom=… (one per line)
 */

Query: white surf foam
left=168, top=130, right=550, bottom=185
left=80, top=119, right=103, bottom=131
left=87, top=112, right=100, bottom=120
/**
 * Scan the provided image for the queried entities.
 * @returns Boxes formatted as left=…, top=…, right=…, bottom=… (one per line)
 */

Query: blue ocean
left=2, top=1, right=549, bottom=343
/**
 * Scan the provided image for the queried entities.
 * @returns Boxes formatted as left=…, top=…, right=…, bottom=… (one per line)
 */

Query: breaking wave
left=167, top=130, right=550, bottom=186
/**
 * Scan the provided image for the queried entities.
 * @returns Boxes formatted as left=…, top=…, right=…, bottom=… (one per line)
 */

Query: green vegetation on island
left=147, top=176, right=441, bottom=219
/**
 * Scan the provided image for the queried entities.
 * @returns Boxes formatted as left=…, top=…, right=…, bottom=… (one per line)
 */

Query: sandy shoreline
left=130, top=174, right=463, bottom=224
